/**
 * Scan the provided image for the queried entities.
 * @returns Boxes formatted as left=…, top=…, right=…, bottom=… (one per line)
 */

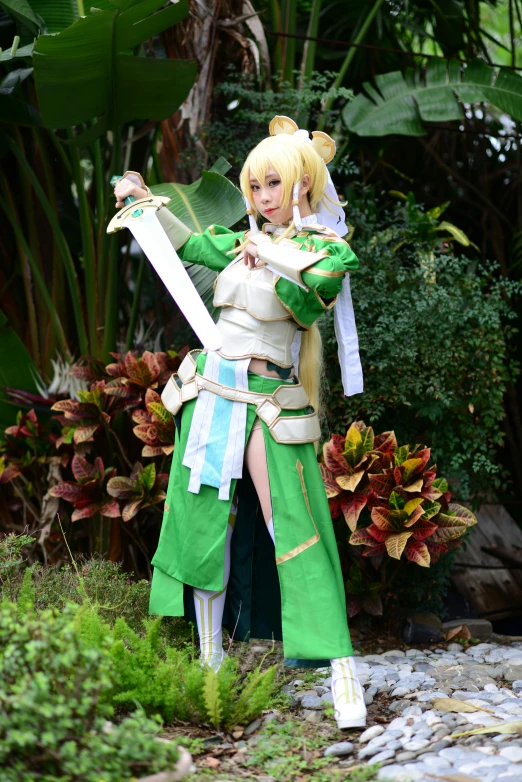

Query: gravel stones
left=287, top=640, right=522, bottom=782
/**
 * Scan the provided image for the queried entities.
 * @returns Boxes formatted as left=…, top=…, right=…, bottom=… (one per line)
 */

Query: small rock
left=396, top=751, right=417, bottom=762
left=303, top=709, right=322, bottom=723
left=251, top=645, right=269, bottom=653
left=281, top=685, right=295, bottom=695
left=403, top=739, right=430, bottom=751
left=505, top=666, right=522, bottom=682
left=391, top=686, right=412, bottom=698
left=324, top=741, right=354, bottom=758
left=244, top=718, right=262, bottom=736
left=402, top=706, right=422, bottom=717
left=263, top=712, right=279, bottom=726
left=359, top=724, right=385, bottom=743
left=366, top=733, right=390, bottom=751
left=294, top=689, right=317, bottom=699
left=364, top=690, right=375, bottom=706
left=429, top=738, right=452, bottom=752
left=500, top=746, right=522, bottom=762
left=292, top=679, right=305, bottom=686
left=512, top=679, right=522, bottom=692
left=447, top=643, right=462, bottom=652
left=315, top=686, right=329, bottom=696
left=300, top=694, right=324, bottom=710
left=371, top=749, right=396, bottom=764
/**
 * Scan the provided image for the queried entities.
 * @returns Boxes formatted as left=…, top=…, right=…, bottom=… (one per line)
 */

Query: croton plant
left=321, top=421, right=477, bottom=617
left=0, top=348, right=184, bottom=563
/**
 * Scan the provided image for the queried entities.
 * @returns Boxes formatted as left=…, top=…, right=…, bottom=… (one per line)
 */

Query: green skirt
left=150, top=357, right=353, bottom=667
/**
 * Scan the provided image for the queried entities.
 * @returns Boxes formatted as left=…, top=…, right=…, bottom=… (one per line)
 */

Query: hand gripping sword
left=107, top=173, right=222, bottom=351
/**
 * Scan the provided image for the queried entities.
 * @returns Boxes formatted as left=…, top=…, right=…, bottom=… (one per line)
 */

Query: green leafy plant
left=0, top=600, right=181, bottom=782
left=106, top=462, right=168, bottom=522
left=322, top=190, right=521, bottom=503
left=322, top=421, right=477, bottom=617
left=343, top=57, right=522, bottom=137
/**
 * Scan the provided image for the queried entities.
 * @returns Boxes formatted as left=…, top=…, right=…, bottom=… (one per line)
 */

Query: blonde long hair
left=239, top=133, right=335, bottom=416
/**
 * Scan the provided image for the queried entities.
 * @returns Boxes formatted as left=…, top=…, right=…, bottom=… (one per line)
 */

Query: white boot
left=330, top=656, right=367, bottom=729
left=193, top=522, right=233, bottom=672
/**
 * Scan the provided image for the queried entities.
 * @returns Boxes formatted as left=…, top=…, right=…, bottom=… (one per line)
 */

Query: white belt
left=161, top=352, right=321, bottom=445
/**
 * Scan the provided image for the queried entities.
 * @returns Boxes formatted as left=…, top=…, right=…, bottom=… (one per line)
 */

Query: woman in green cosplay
left=114, top=115, right=366, bottom=729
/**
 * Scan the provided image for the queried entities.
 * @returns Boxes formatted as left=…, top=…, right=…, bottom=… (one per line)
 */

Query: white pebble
left=403, top=739, right=430, bottom=751
left=500, top=746, right=522, bottom=763
left=358, top=724, right=385, bottom=744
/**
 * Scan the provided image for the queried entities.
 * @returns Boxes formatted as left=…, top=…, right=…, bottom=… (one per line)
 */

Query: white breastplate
left=213, top=259, right=298, bottom=367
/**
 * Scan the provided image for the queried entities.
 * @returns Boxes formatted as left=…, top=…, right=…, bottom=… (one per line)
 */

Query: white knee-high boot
left=193, top=522, right=233, bottom=671
left=330, top=656, right=367, bottom=729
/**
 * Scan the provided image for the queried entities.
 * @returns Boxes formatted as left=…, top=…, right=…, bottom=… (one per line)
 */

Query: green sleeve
left=156, top=208, right=246, bottom=273
left=301, top=236, right=359, bottom=300
left=273, top=235, right=359, bottom=329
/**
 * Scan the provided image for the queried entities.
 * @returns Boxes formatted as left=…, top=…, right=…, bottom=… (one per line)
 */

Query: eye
left=268, top=179, right=280, bottom=187
left=251, top=184, right=260, bottom=191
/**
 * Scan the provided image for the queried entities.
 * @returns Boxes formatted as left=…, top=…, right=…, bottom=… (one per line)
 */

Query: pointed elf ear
left=311, top=131, right=336, bottom=164
left=269, top=115, right=299, bottom=136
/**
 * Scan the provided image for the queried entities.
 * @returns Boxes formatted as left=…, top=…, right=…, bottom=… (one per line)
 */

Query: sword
left=107, top=174, right=222, bottom=351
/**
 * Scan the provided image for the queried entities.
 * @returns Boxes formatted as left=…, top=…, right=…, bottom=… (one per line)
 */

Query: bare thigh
left=244, top=425, right=272, bottom=526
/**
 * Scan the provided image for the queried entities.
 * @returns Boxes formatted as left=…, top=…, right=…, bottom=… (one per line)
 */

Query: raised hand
left=114, top=173, right=148, bottom=208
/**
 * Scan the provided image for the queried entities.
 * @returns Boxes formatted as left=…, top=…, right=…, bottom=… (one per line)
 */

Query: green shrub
left=107, top=615, right=277, bottom=728
left=322, top=191, right=521, bottom=503
left=0, top=601, right=180, bottom=782
left=0, top=532, right=33, bottom=602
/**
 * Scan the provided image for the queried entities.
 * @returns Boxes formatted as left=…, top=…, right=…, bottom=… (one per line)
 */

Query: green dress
left=149, top=218, right=359, bottom=666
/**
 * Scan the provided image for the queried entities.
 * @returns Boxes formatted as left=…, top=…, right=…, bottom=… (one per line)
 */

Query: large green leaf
left=33, top=0, right=197, bottom=137
left=0, top=0, right=41, bottom=35
left=0, top=309, right=38, bottom=431
left=343, top=58, right=522, bottom=137
left=29, top=1, right=114, bottom=34
left=151, top=158, right=245, bottom=320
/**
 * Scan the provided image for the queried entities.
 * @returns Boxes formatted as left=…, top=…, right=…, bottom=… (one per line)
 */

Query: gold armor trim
left=304, top=266, right=345, bottom=278
left=312, top=290, right=339, bottom=311
left=161, top=355, right=320, bottom=445
left=275, top=460, right=320, bottom=565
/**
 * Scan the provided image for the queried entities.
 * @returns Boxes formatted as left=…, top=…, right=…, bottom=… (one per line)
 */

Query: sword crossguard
left=109, top=171, right=171, bottom=233
left=107, top=195, right=171, bottom=234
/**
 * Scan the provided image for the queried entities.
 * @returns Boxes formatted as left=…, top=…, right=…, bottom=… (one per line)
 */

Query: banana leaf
left=29, top=1, right=114, bottom=34
left=33, top=0, right=197, bottom=140
left=0, top=309, right=38, bottom=430
left=0, top=0, right=41, bottom=35
left=151, top=157, right=246, bottom=320
left=343, top=58, right=522, bottom=137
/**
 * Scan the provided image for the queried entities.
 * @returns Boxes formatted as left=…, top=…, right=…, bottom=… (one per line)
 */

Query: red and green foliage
left=107, top=462, right=168, bottom=522
left=49, top=455, right=120, bottom=522
left=322, top=421, right=478, bottom=617
left=0, top=348, right=185, bottom=567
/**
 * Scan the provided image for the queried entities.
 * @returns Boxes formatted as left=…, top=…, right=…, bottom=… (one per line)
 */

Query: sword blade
left=128, top=209, right=222, bottom=351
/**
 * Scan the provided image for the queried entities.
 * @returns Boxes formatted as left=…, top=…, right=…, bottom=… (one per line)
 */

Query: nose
left=260, top=187, right=271, bottom=203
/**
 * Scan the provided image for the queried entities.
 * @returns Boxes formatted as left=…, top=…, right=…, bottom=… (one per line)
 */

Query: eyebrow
left=250, top=172, right=279, bottom=184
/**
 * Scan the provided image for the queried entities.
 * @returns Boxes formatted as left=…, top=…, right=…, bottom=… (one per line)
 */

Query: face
left=249, top=169, right=293, bottom=224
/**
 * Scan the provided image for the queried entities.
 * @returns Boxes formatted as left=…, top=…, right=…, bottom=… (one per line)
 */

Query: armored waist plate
left=162, top=353, right=321, bottom=445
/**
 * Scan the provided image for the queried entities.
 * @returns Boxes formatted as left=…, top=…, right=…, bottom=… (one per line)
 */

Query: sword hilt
left=111, top=173, right=143, bottom=217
